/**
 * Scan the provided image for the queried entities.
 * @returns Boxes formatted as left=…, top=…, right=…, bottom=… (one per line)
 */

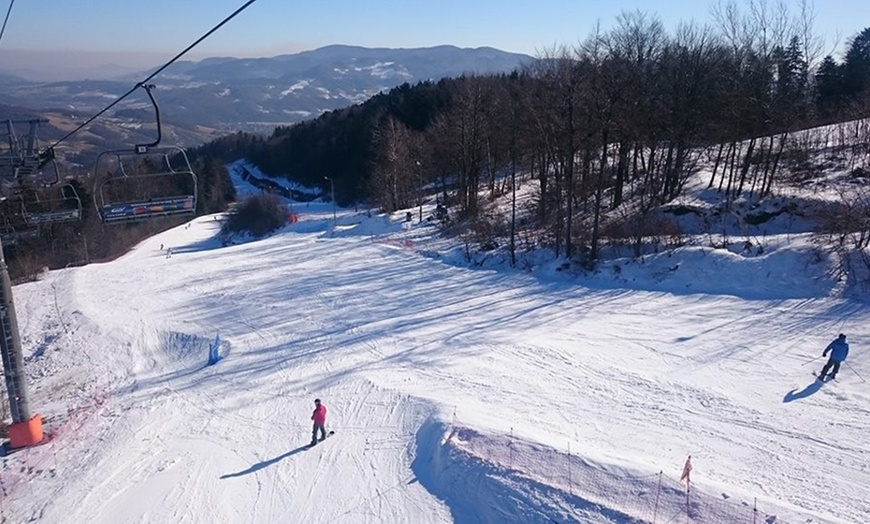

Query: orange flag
left=680, top=455, right=692, bottom=488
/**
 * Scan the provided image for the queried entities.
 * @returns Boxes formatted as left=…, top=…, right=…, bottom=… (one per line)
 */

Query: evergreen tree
left=814, top=55, right=844, bottom=118
left=842, top=28, right=870, bottom=100
left=773, top=36, right=809, bottom=125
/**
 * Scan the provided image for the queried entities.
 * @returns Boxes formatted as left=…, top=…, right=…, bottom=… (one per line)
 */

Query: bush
left=223, top=194, right=287, bottom=238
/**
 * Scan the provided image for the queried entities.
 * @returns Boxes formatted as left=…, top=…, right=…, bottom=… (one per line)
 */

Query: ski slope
left=3, top=176, right=869, bottom=523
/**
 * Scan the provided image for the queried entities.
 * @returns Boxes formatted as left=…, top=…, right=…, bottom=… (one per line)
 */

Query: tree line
left=237, top=6, right=870, bottom=266
left=5, top=3, right=868, bottom=278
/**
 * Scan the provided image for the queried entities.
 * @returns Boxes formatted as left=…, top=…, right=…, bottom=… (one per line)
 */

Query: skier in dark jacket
left=818, top=333, right=849, bottom=381
left=310, top=398, right=327, bottom=445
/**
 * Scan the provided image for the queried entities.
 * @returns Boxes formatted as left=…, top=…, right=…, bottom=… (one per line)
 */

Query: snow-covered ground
left=2, top=165, right=868, bottom=524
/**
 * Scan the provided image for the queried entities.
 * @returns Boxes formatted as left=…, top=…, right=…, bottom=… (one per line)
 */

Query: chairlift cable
left=49, top=0, right=259, bottom=150
left=0, top=0, right=15, bottom=46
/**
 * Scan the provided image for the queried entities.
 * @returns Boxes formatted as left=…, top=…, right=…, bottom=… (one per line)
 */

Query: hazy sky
left=0, top=0, right=867, bottom=80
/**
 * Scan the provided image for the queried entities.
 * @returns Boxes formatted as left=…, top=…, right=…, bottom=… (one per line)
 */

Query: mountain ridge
left=0, top=45, right=533, bottom=138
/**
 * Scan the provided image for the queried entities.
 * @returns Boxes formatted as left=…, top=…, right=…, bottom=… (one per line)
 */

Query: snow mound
left=594, top=241, right=835, bottom=300
left=413, top=419, right=787, bottom=523
left=412, top=418, right=640, bottom=523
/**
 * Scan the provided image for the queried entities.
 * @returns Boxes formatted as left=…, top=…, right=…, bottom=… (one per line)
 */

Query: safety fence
left=446, top=424, right=786, bottom=524
left=0, top=390, right=108, bottom=514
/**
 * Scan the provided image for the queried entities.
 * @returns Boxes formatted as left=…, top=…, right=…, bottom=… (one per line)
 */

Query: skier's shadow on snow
left=219, top=445, right=310, bottom=479
left=783, top=380, right=823, bottom=403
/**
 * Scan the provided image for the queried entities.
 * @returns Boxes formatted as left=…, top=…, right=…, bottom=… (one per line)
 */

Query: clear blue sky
left=1, top=0, right=867, bottom=79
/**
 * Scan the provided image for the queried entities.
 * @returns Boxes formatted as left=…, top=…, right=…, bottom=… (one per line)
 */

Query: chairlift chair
left=92, top=84, right=198, bottom=224
left=20, top=183, right=83, bottom=225
left=94, top=146, right=197, bottom=224
left=0, top=196, right=36, bottom=245
left=0, top=219, right=34, bottom=245
left=0, top=223, right=18, bottom=246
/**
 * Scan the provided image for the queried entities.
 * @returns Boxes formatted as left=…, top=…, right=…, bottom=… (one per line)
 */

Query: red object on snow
left=9, top=413, right=43, bottom=448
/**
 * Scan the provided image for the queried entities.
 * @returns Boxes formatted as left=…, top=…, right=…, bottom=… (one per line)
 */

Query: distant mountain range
left=0, top=45, right=533, bottom=153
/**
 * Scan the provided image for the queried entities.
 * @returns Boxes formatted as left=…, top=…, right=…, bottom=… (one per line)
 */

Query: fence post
left=509, top=427, right=514, bottom=469
left=753, top=497, right=757, bottom=524
left=567, top=441, right=572, bottom=496
left=685, top=483, right=690, bottom=524
left=653, top=471, right=662, bottom=523
left=51, top=436, right=59, bottom=476
left=25, top=449, right=34, bottom=498
left=568, top=440, right=574, bottom=497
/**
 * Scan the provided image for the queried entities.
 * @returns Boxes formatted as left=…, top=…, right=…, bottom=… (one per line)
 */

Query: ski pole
left=845, top=362, right=866, bottom=383
left=801, top=355, right=823, bottom=366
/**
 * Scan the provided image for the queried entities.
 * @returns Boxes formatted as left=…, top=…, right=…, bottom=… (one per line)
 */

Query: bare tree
left=370, top=115, right=415, bottom=212
left=525, top=45, right=582, bottom=257
left=607, top=11, right=666, bottom=210
left=794, top=0, right=825, bottom=69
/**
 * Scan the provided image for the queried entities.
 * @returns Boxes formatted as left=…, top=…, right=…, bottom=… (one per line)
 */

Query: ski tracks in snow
left=8, top=212, right=870, bottom=523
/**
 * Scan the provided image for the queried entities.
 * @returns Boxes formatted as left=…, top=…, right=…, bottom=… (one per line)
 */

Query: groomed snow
left=2, top=169, right=868, bottom=524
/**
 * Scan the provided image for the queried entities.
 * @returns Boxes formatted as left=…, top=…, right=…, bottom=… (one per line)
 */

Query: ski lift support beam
left=135, top=83, right=161, bottom=153
left=0, top=119, right=55, bottom=182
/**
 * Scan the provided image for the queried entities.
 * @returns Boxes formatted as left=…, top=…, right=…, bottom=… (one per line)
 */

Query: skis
left=812, top=371, right=834, bottom=383
left=307, top=430, right=335, bottom=447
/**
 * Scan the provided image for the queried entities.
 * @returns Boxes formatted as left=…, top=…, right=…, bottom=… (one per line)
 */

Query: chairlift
left=0, top=222, right=35, bottom=245
left=20, top=183, right=83, bottom=225
left=92, top=84, right=197, bottom=224
left=0, top=119, right=59, bottom=185
left=0, top=196, right=36, bottom=245
left=0, top=223, right=19, bottom=246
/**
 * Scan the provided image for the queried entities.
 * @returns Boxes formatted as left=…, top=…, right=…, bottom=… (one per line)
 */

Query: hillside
left=0, top=45, right=531, bottom=146
left=0, top=154, right=867, bottom=523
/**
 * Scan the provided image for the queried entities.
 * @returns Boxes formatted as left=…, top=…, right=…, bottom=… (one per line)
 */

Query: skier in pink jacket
left=310, top=398, right=327, bottom=445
